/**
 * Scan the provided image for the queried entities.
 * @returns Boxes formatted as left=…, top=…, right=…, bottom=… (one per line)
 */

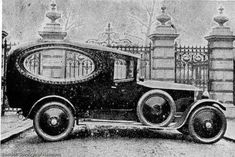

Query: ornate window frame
left=16, top=43, right=104, bottom=84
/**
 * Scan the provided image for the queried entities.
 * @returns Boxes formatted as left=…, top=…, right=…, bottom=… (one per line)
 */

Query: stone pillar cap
left=149, top=33, right=179, bottom=41
left=39, top=0, right=67, bottom=41
left=149, top=6, right=178, bottom=41
left=205, top=6, right=235, bottom=42
left=205, top=34, right=235, bottom=42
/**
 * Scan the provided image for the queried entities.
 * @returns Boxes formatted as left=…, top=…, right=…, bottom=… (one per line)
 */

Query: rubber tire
left=137, top=90, right=176, bottom=127
left=188, top=106, right=227, bottom=144
left=33, top=102, right=75, bottom=142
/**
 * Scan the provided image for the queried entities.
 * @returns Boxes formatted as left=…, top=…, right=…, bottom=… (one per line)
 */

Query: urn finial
left=156, top=6, right=171, bottom=25
left=51, top=0, right=56, bottom=10
left=214, top=6, right=229, bottom=27
left=39, top=0, right=67, bottom=41
left=219, top=6, right=224, bottom=14
left=46, top=0, right=61, bottom=23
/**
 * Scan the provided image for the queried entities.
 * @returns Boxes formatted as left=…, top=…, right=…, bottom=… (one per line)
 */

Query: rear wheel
left=188, top=106, right=226, bottom=144
left=137, top=90, right=176, bottom=127
left=33, top=101, right=75, bottom=142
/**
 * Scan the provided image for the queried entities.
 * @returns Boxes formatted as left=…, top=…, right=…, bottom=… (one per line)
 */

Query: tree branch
left=151, top=0, right=156, bottom=15
left=144, top=4, right=152, bottom=17
left=65, top=22, right=83, bottom=31
left=128, top=14, right=148, bottom=28
left=64, top=10, right=72, bottom=30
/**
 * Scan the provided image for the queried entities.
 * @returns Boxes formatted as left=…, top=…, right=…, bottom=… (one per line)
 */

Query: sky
left=2, top=0, right=235, bottom=46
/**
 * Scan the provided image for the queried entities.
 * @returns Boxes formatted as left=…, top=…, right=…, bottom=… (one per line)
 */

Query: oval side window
left=23, top=49, right=95, bottom=82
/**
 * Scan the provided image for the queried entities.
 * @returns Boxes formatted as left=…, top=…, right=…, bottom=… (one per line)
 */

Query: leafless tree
left=61, top=1, right=84, bottom=36
left=128, top=0, right=158, bottom=45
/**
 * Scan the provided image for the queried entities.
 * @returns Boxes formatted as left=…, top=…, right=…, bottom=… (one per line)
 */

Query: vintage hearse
left=6, top=41, right=227, bottom=143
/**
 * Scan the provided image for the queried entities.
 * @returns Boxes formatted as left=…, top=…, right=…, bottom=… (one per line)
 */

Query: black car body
left=6, top=41, right=227, bottom=143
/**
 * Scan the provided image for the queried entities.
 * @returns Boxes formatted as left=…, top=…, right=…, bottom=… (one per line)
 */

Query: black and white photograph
left=1, top=0, right=235, bottom=156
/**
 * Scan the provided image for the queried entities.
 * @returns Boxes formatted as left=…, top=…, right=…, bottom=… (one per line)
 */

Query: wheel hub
left=205, top=121, right=213, bottom=130
left=152, top=105, right=162, bottom=115
left=49, top=117, right=59, bottom=126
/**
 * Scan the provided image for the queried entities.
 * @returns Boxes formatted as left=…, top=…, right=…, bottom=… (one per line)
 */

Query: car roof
left=10, top=40, right=141, bottom=59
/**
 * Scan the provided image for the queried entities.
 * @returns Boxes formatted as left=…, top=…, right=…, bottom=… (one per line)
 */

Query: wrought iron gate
left=175, top=44, right=209, bottom=90
left=1, top=35, right=20, bottom=115
left=86, top=23, right=152, bottom=79
left=1, top=38, right=8, bottom=115
left=234, top=59, right=235, bottom=104
left=110, top=45, right=152, bottom=79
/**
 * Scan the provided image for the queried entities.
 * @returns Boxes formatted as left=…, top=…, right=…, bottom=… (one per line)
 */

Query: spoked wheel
left=33, top=102, right=75, bottom=142
left=137, top=90, right=176, bottom=127
left=188, top=106, right=226, bottom=144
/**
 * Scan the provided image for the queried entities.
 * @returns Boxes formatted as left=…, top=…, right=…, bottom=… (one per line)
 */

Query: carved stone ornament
left=39, top=0, right=67, bottom=41
left=156, top=6, right=171, bottom=25
left=213, top=6, right=229, bottom=27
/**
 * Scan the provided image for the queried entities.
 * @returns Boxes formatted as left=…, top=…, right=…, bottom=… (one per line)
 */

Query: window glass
left=24, top=49, right=95, bottom=81
left=113, top=58, right=134, bottom=80
left=128, top=60, right=134, bottom=78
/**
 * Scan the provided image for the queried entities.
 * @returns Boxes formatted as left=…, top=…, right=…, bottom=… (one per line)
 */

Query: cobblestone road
left=1, top=126, right=235, bottom=157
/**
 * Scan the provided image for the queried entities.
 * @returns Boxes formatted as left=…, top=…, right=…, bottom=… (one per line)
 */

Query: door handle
left=111, top=86, right=117, bottom=89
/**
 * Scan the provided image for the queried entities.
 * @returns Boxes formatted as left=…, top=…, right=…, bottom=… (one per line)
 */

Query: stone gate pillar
left=149, top=6, right=179, bottom=82
left=205, top=7, right=235, bottom=105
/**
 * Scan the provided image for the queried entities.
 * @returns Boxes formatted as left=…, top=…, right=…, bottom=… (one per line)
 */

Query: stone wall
left=149, top=6, right=235, bottom=105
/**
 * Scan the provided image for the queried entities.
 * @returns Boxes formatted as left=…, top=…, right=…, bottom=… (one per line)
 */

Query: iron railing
left=110, top=45, right=152, bottom=79
left=175, top=44, right=209, bottom=90
left=1, top=37, right=19, bottom=115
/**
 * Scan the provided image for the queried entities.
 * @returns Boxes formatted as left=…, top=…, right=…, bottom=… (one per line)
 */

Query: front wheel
left=33, top=101, right=75, bottom=142
left=188, top=106, right=226, bottom=144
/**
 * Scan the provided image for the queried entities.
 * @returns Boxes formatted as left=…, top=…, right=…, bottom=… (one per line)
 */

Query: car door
left=109, top=57, right=139, bottom=109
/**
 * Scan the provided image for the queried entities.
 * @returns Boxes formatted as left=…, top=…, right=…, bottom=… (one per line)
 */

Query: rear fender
left=26, top=95, right=76, bottom=119
left=176, top=99, right=226, bottom=129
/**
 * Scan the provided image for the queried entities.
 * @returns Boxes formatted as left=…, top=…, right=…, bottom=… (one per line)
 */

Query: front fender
left=189, top=99, right=226, bottom=111
left=175, top=99, right=226, bottom=129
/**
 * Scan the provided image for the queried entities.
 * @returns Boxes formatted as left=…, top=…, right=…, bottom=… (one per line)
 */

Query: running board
left=79, top=118, right=181, bottom=130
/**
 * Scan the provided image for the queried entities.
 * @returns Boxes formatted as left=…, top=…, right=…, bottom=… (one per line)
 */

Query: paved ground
left=223, top=105, right=235, bottom=142
left=224, top=119, right=235, bottom=142
left=1, top=113, right=32, bottom=143
left=1, top=124, right=235, bottom=157
left=1, top=111, right=235, bottom=157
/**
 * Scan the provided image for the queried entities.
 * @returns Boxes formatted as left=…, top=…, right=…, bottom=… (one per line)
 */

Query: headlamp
left=202, top=90, right=210, bottom=99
